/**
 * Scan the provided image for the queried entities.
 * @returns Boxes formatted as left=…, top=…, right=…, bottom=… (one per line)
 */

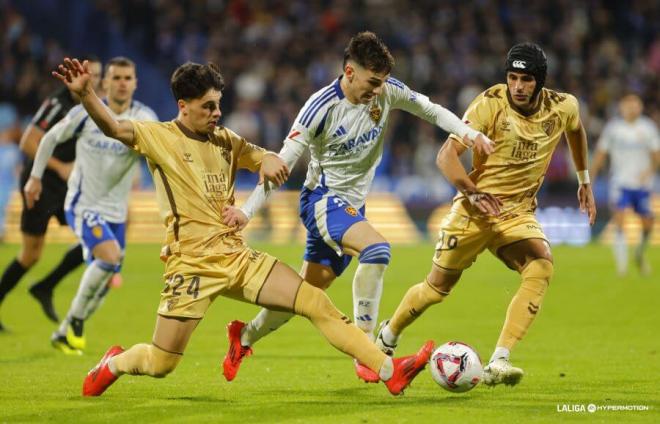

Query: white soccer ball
left=429, top=341, right=483, bottom=393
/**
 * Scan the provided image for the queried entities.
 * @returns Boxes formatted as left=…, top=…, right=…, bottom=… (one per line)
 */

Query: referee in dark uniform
left=0, top=57, right=102, bottom=330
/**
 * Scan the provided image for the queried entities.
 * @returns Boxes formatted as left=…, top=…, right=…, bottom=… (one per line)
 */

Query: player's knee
left=294, top=281, right=341, bottom=321
left=93, top=259, right=120, bottom=274
left=427, top=265, right=461, bottom=294
left=17, top=252, right=39, bottom=268
left=148, top=346, right=182, bottom=378
left=521, top=258, right=553, bottom=293
left=358, top=242, right=391, bottom=265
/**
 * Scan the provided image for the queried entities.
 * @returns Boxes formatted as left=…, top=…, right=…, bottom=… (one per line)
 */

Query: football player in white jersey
left=24, top=57, right=158, bottom=354
left=591, top=94, right=660, bottom=276
left=221, top=31, right=493, bottom=382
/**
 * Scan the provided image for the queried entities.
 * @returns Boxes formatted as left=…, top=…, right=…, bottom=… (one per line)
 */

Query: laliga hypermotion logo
left=512, top=60, right=526, bottom=69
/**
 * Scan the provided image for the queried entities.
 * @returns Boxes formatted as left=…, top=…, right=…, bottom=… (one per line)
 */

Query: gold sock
left=496, top=258, right=553, bottom=350
left=294, top=281, right=387, bottom=374
left=389, top=279, right=446, bottom=335
left=111, top=343, right=182, bottom=378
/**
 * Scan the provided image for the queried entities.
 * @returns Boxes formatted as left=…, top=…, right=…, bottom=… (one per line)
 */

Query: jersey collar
left=334, top=76, right=346, bottom=100
left=174, top=120, right=209, bottom=142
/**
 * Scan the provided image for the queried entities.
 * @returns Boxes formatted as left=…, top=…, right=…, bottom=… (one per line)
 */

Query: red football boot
left=82, top=345, right=125, bottom=396
left=384, top=340, right=434, bottom=396
left=354, top=360, right=380, bottom=383
left=222, top=320, right=252, bottom=382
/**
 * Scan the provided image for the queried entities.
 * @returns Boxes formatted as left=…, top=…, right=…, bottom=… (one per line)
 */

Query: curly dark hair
left=343, top=31, right=394, bottom=74
left=170, top=62, right=225, bottom=101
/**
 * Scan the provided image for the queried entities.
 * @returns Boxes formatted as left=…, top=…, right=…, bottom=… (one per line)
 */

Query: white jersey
left=31, top=100, right=157, bottom=222
left=597, top=116, right=659, bottom=190
left=240, top=76, right=480, bottom=217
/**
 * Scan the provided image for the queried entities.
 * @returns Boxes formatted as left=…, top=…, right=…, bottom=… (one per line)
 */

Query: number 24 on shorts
left=164, top=274, right=201, bottom=299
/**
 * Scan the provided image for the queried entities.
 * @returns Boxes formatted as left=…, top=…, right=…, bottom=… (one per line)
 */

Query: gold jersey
left=131, top=120, right=265, bottom=256
left=449, top=83, right=581, bottom=221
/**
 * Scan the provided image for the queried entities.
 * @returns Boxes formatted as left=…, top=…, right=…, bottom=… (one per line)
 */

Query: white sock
left=613, top=229, right=627, bottom=274
left=490, top=346, right=510, bottom=363
left=241, top=308, right=294, bottom=347
left=378, top=356, right=394, bottom=381
left=381, top=323, right=399, bottom=346
left=59, top=260, right=114, bottom=333
left=83, top=281, right=111, bottom=319
left=352, top=263, right=386, bottom=339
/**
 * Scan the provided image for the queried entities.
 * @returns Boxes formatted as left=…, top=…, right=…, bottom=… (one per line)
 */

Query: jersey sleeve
left=646, top=120, right=660, bottom=151
left=448, top=92, right=492, bottom=143
left=131, top=120, right=165, bottom=163
left=596, top=122, right=613, bottom=152
left=30, top=89, right=72, bottom=131
left=386, top=78, right=481, bottom=140
left=286, top=89, right=335, bottom=149
left=220, top=127, right=266, bottom=172
left=30, top=106, right=88, bottom=178
left=564, top=94, right=581, bottom=132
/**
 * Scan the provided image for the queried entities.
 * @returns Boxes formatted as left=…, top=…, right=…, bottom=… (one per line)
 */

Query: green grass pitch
left=0, top=242, right=658, bottom=423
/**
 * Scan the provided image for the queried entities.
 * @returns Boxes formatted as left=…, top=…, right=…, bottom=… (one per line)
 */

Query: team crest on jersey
left=345, top=207, right=358, bottom=217
left=369, top=104, right=382, bottom=123
left=542, top=117, right=557, bottom=136
left=92, top=225, right=103, bottom=239
left=166, top=297, right=179, bottom=311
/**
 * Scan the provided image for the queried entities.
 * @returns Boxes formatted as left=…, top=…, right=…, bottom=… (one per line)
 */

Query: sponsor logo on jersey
left=183, top=152, right=193, bottom=163
left=345, top=206, right=358, bottom=217
left=511, top=138, right=538, bottom=160
left=369, top=104, right=382, bottom=123
left=328, top=125, right=384, bottom=157
left=512, top=60, right=526, bottom=69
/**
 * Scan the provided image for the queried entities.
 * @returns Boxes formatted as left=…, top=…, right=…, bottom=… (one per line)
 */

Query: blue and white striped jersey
left=31, top=100, right=157, bottom=223
left=597, top=116, right=659, bottom=190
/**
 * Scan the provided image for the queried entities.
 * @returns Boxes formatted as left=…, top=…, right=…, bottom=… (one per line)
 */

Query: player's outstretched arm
left=230, top=139, right=304, bottom=225
left=223, top=150, right=293, bottom=229
left=437, top=138, right=502, bottom=216
left=565, top=121, right=596, bottom=225
left=52, top=58, right=136, bottom=146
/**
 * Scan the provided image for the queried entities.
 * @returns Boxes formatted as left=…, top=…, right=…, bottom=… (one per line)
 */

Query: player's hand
left=259, top=152, right=289, bottom=187
left=222, top=206, right=249, bottom=230
left=464, top=133, right=495, bottom=156
left=465, top=190, right=503, bottom=217
left=23, top=176, right=43, bottom=209
left=578, top=183, right=597, bottom=225
left=52, top=58, right=93, bottom=98
left=55, top=162, right=73, bottom=181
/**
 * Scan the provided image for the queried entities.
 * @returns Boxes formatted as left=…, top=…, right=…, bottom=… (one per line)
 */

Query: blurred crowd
left=0, top=0, right=658, bottom=205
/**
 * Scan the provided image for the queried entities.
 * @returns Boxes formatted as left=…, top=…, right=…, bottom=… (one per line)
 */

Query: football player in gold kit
left=51, top=58, right=433, bottom=397
left=376, top=43, right=597, bottom=386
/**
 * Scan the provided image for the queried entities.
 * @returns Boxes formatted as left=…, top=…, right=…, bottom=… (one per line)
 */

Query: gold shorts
left=157, top=247, right=278, bottom=319
left=432, top=211, right=548, bottom=271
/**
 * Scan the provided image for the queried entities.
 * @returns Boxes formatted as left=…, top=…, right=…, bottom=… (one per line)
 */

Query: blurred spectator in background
left=2, top=0, right=659, bottom=207
left=0, top=103, right=21, bottom=242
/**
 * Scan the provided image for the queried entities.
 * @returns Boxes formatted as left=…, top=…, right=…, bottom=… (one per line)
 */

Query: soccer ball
left=429, top=341, right=483, bottom=393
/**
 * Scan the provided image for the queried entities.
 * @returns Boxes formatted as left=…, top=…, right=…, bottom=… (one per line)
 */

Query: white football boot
left=482, top=358, right=524, bottom=386
left=375, top=320, right=398, bottom=357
